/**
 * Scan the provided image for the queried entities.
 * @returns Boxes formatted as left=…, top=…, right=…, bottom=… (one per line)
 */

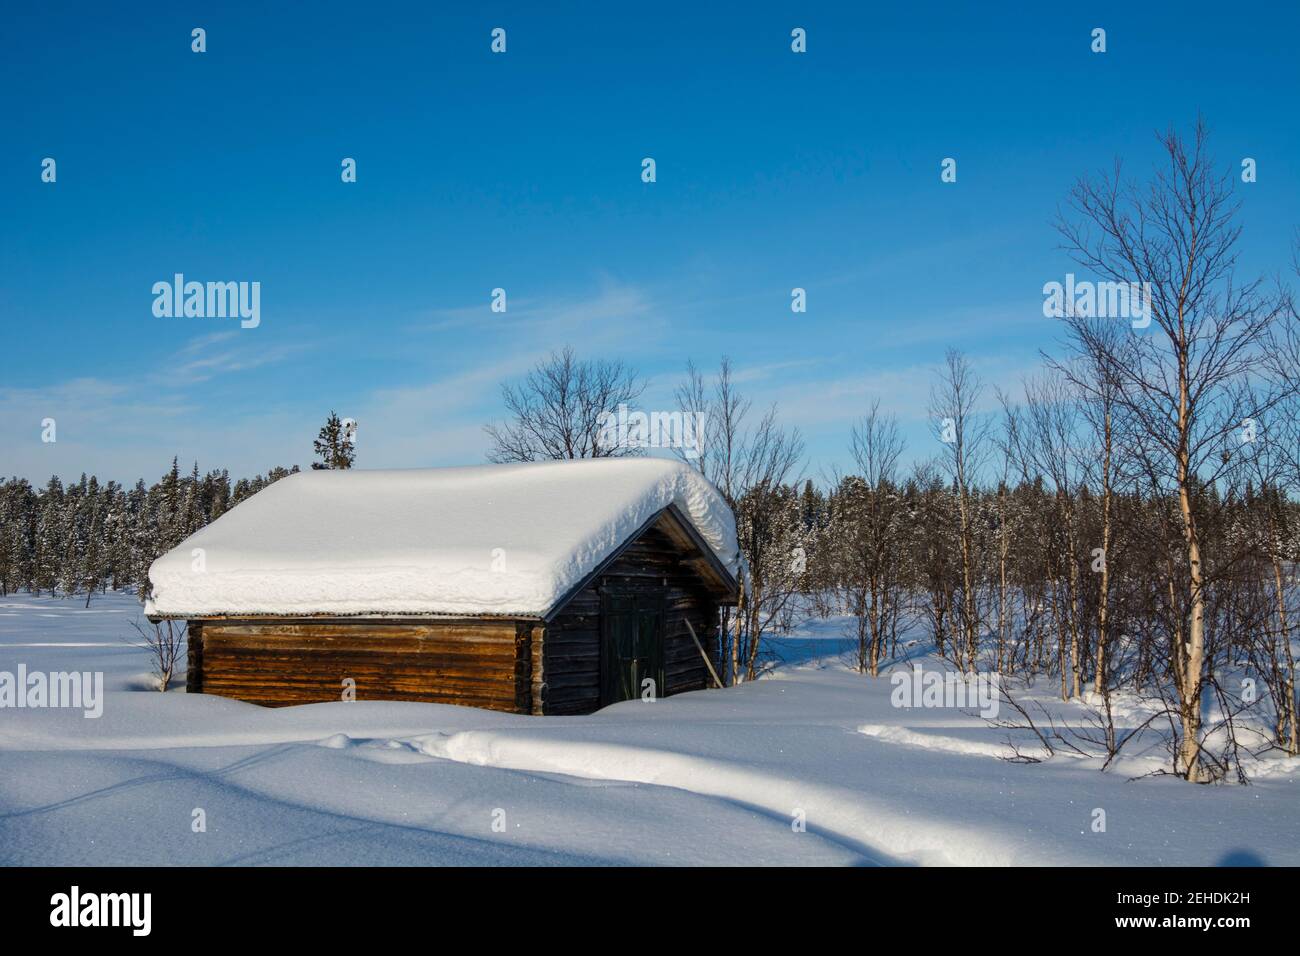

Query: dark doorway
left=599, top=592, right=666, bottom=706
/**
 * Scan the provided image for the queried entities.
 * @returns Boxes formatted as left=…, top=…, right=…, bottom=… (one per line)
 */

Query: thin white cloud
left=2, top=281, right=670, bottom=480
left=0, top=331, right=309, bottom=481
left=356, top=281, right=667, bottom=467
left=753, top=353, right=1039, bottom=430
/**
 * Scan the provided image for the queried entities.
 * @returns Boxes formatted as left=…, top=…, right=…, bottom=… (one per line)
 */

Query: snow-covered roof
left=146, top=458, right=739, bottom=620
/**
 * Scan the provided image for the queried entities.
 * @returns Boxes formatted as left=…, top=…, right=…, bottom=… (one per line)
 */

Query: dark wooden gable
left=538, top=507, right=732, bottom=715
left=544, top=504, right=737, bottom=621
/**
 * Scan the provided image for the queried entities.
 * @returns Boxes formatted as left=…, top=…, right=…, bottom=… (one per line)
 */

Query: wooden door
left=600, top=592, right=665, bottom=706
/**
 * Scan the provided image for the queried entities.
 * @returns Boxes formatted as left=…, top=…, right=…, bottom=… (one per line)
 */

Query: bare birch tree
left=1048, top=316, right=1128, bottom=698
left=1056, top=119, right=1286, bottom=780
left=843, top=401, right=907, bottom=675
left=1020, top=373, right=1086, bottom=699
left=929, top=349, right=990, bottom=671
left=674, top=357, right=804, bottom=683
left=485, top=347, right=645, bottom=462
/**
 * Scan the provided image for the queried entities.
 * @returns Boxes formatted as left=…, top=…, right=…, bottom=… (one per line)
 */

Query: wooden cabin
left=146, top=459, right=740, bottom=715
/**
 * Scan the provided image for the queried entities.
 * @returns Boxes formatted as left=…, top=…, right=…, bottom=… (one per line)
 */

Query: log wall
left=189, top=619, right=526, bottom=712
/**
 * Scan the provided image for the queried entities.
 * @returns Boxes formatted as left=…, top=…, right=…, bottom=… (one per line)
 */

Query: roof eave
left=150, top=611, right=547, bottom=624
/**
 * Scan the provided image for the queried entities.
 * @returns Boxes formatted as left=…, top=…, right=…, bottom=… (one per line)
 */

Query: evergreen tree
left=312, top=412, right=356, bottom=470
left=34, top=477, right=64, bottom=596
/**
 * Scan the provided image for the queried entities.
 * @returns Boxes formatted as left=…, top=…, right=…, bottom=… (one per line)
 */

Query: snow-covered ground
left=1, top=592, right=1296, bottom=866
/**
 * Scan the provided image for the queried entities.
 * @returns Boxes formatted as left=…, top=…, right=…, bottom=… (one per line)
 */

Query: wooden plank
left=544, top=670, right=600, bottom=690
left=530, top=624, right=546, bottom=716
left=204, top=689, right=520, bottom=712
left=542, top=684, right=601, bottom=706
left=204, top=622, right=516, bottom=644
left=513, top=622, right=531, bottom=714
left=200, top=665, right=517, bottom=690
left=200, top=670, right=516, bottom=696
left=201, top=645, right=514, bottom=667
left=186, top=622, right=204, bottom=694
left=543, top=656, right=599, bottom=676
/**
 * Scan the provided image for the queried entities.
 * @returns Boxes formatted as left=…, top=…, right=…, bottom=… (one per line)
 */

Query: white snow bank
left=146, top=458, right=738, bottom=619
left=413, top=730, right=1014, bottom=865
left=856, top=723, right=1046, bottom=761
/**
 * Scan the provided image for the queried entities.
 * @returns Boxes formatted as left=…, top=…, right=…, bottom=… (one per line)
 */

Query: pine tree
left=79, top=476, right=106, bottom=606
left=0, top=479, right=35, bottom=594
left=312, top=412, right=356, bottom=470
left=180, top=462, right=202, bottom=538
left=34, top=477, right=64, bottom=596
left=158, top=458, right=182, bottom=552
left=127, top=479, right=153, bottom=597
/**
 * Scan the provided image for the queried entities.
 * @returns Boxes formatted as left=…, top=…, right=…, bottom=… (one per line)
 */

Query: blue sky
left=3, top=1, right=1298, bottom=485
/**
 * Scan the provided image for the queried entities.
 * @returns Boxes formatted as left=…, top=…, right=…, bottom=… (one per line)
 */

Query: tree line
left=0, top=461, right=301, bottom=604
left=0, top=413, right=357, bottom=605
